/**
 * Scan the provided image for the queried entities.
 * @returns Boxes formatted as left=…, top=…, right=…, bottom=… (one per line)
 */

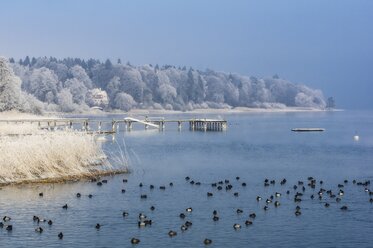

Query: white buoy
left=353, top=135, right=360, bottom=141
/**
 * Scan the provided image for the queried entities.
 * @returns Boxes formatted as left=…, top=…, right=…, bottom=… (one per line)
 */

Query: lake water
left=1, top=111, right=373, bottom=247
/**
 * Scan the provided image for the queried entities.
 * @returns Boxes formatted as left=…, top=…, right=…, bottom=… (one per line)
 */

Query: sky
left=1, top=0, right=372, bottom=109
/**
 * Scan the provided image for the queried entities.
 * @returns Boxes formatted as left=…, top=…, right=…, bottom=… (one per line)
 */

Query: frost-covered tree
left=64, top=78, right=88, bottom=105
left=0, top=57, right=21, bottom=111
left=70, top=65, right=93, bottom=89
left=114, top=92, right=136, bottom=111
left=28, top=67, right=58, bottom=103
left=57, top=89, right=75, bottom=112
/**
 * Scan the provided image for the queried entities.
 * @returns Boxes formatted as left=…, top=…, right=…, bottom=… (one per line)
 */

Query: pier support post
left=178, top=121, right=182, bottom=130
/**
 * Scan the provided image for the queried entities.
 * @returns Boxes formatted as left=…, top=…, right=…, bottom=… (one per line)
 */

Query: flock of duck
left=0, top=175, right=372, bottom=245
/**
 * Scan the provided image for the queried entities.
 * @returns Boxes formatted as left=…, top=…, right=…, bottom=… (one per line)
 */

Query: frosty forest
left=1, top=56, right=326, bottom=114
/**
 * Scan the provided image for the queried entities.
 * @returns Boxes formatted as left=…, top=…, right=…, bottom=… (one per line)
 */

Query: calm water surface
left=1, top=111, right=373, bottom=248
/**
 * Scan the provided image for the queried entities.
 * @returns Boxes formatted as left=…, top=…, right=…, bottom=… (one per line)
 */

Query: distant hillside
left=4, top=56, right=326, bottom=113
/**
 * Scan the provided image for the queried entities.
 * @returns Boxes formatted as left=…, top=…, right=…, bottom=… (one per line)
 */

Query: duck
left=122, top=179, right=128, bottom=183
left=169, top=182, right=173, bottom=186
left=266, top=199, right=272, bottom=204
left=88, top=194, right=93, bottom=198
left=39, top=192, right=43, bottom=197
left=274, top=201, right=280, bottom=207
left=295, top=210, right=301, bottom=216
left=207, top=192, right=213, bottom=197
left=185, top=176, right=190, bottom=181
left=97, top=182, right=103, bottom=186
left=217, top=186, right=223, bottom=190
left=121, top=189, right=126, bottom=193
left=122, top=211, right=129, bottom=217
left=249, top=213, right=256, bottom=218
left=185, top=221, right=193, bottom=227
left=35, top=227, right=43, bottom=233
left=160, top=186, right=166, bottom=190
left=233, top=223, right=241, bottom=230
left=225, top=179, right=230, bottom=184
left=179, top=213, right=186, bottom=219
left=211, top=183, right=217, bottom=187
left=340, top=206, right=348, bottom=211
left=336, top=198, right=341, bottom=203
left=149, top=184, right=154, bottom=189
left=139, top=183, right=143, bottom=187
left=256, top=196, right=262, bottom=201
left=131, top=238, right=140, bottom=244
left=213, top=210, right=218, bottom=216
left=236, top=209, right=243, bottom=214
left=241, top=182, right=247, bottom=187
left=76, top=193, right=81, bottom=198
left=168, top=230, right=177, bottom=237
left=233, top=192, right=239, bottom=197
left=245, top=220, right=253, bottom=225
left=310, top=194, right=314, bottom=199
left=48, top=220, right=53, bottom=225
left=236, top=176, right=240, bottom=180
left=150, top=206, right=155, bottom=211
left=139, top=213, right=147, bottom=220
left=101, top=179, right=108, bottom=183
left=186, top=207, right=193, bottom=212
left=204, top=239, right=212, bottom=245
left=95, top=223, right=101, bottom=229
left=58, top=232, right=63, bottom=239
left=62, top=204, right=68, bottom=209
left=0, top=222, right=3, bottom=228
left=196, top=182, right=201, bottom=185
left=140, top=194, right=147, bottom=199
left=6, top=225, right=12, bottom=231
left=180, top=224, right=188, bottom=231
left=138, top=221, right=146, bottom=227
left=324, top=203, right=330, bottom=207
left=295, top=206, right=301, bottom=211
left=213, top=216, right=219, bottom=221
left=190, top=180, right=195, bottom=185
left=33, top=215, right=39, bottom=221
left=275, top=192, right=281, bottom=197
left=263, top=206, right=269, bottom=211
left=3, top=216, right=11, bottom=222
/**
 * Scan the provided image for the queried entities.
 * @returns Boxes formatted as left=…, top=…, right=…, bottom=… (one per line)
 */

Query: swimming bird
left=168, top=230, right=177, bottom=237
left=266, top=199, right=272, bottom=204
left=256, top=196, right=262, bottom=201
left=324, top=203, right=330, bottom=207
left=233, top=223, right=241, bottom=230
left=242, top=182, right=247, bottom=187
left=35, top=227, right=43, bottom=233
left=286, top=190, right=290, bottom=195
left=39, top=192, right=43, bottom=197
left=169, top=182, right=173, bottom=186
left=186, top=207, right=193, bottom=212
left=131, top=238, right=140, bottom=244
left=190, top=180, right=195, bottom=185
left=245, top=220, right=253, bottom=225
left=6, top=225, right=12, bottom=231
left=249, top=213, right=256, bottom=218
left=95, top=223, right=101, bottom=229
left=160, top=186, right=166, bottom=190
left=0, top=222, right=3, bottom=228
left=236, top=176, right=240, bottom=180
left=181, top=224, right=188, bottom=231
left=213, top=216, right=219, bottom=221
left=138, top=221, right=146, bottom=227
left=196, top=182, right=201, bottom=185
left=185, top=176, right=190, bottom=181
left=204, top=239, right=212, bottom=245
left=217, top=186, right=223, bottom=190
left=140, top=194, right=147, bottom=199
left=123, top=179, right=128, bottom=183
left=122, top=211, right=129, bottom=217
left=150, top=206, right=155, bottom=211
left=274, top=201, right=280, bottom=207
left=121, top=189, right=126, bottom=193
left=62, top=204, right=68, bottom=209
left=150, top=185, right=154, bottom=189
left=369, top=198, right=373, bottom=203
left=102, top=179, right=108, bottom=183
left=336, top=198, right=341, bottom=203
left=213, top=210, right=218, bottom=216
left=97, top=182, right=103, bottom=186
left=58, top=232, right=63, bottom=239
left=340, top=206, right=348, bottom=211
left=48, top=220, right=53, bottom=225
left=185, top=221, right=193, bottom=227
left=139, top=183, right=143, bottom=187
left=236, top=209, right=243, bottom=214
left=295, top=210, right=301, bottom=216
left=179, top=213, right=186, bottom=219
left=3, top=216, right=11, bottom=222
left=211, top=183, right=217, bottom=187
left=76, top=193, right=81, bottom=198
left=263, top=206, right=269, bottom=211
left=88, top=194, right=93, bottom=198
left=225, top=179, right=230, bottom=184
left=139, top=213, right=147, bottom=220
left=234, top=192, right=239, bottom=197
left=207, top=192, right=213, bottom=197
left=275, top=192, right=281, bottom=197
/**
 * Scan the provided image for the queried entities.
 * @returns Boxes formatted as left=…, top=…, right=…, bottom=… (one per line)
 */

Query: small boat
left=291, top=128, right=325, bottom=132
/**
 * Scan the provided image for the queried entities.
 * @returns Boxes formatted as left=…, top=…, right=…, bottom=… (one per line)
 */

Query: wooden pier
left=0, top=117, right=227, bottom=134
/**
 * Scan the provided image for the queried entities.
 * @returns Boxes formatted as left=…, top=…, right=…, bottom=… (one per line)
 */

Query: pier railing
left=0, top=117, right=227, bottom=134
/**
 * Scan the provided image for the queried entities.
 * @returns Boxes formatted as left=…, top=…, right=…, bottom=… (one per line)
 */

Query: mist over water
left=1, top=111, right=372, bottom=247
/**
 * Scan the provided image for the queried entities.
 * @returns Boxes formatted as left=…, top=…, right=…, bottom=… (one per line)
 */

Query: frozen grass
left=0, top=112, right=128, bottom=185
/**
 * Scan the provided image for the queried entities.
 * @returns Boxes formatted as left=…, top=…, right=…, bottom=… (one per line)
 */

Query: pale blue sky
left=1, top=0, right=372, bottom=108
